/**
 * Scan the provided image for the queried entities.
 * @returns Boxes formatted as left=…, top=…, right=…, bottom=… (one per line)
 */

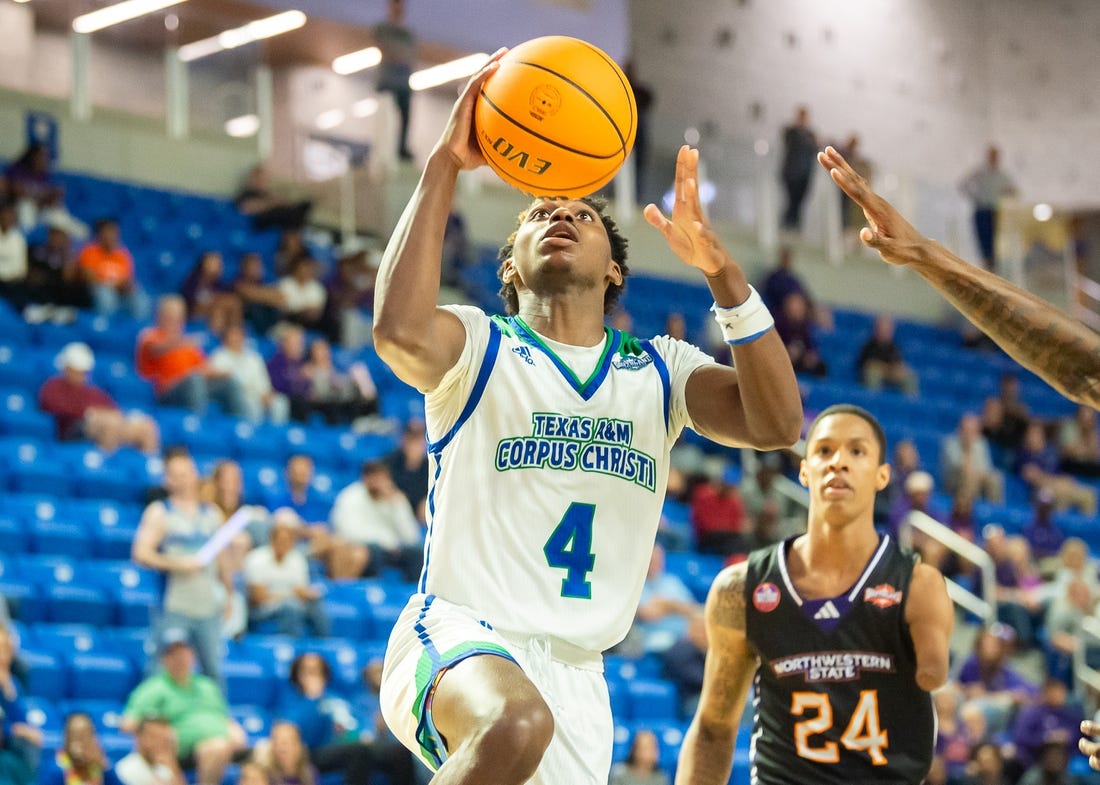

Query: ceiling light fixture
left=73, top=0, right=189, bottom=34
left=332, top=46, right=381, bottom=76
left=177, top=10, right=306, bottom=63
left=409, top=53, right=490, bottom=91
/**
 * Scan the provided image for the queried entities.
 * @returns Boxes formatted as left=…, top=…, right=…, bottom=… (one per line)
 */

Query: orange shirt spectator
left=136, top=325, right=206, bottom=394
left=79, top=241, right=133, bottom=286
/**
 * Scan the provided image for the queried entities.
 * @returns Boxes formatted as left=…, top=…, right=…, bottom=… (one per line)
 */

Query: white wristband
left=711, top=286, right=775, bottom=345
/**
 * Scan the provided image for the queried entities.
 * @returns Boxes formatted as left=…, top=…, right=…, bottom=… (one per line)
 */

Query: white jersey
left=419, top=305, right=715, bottom=652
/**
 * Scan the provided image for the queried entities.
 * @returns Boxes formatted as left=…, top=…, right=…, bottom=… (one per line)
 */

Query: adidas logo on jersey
left=511, top=346, right=535, bottom=365
left=813, top=601, right=840, bottom=620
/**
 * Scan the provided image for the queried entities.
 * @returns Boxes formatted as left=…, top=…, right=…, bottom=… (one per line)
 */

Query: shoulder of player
left=706, top=561, right=749, bottom=632
left=905, top=561, right=951, bottom=618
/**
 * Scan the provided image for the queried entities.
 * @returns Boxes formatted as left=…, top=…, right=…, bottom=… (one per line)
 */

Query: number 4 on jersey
left=544, top=503, right=596, bottom=599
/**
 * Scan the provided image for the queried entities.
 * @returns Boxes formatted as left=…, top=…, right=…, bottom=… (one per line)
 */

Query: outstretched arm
left=372, top=51, right=505, bottom=391
left=818, top=145, right=1100, bottom=409
left=645, top=146, right=802, bottom=450
left=904, top=562, right=954, bottom=692
left=675, top=562, right=758, bottom=785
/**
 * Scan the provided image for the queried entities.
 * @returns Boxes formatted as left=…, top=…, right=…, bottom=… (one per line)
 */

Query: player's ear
left=798, top=460, right=808, bottom=487
left=501, top=257, right=516, bottom=283
left=607, top=260, right=623, bottom=287
left=875, top=463, right=891, bottom=492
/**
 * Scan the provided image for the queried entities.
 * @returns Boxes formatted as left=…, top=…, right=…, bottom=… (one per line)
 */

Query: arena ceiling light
left=177, top=10, right=306, bottom=63
left=332, top=46, right=381, bottom=76
left=409, top=53, right=490, bottom=91
left=224, top=114, right=260, bottom=138
left=72, top=0, right=189, bottom=34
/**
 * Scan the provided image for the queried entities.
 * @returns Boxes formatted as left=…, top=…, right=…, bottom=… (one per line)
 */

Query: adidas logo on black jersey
left=813, top=601, right=840, bottom=620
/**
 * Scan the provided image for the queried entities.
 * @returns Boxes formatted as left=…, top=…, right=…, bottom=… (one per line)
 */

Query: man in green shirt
left=121, top=629, right=245, bottom=785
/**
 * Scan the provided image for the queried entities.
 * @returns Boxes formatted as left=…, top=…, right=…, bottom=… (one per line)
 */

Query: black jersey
left=743, top=534, right=933, bottom=785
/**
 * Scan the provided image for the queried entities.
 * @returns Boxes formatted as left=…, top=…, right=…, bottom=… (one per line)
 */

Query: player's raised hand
left=644, top=146, right=732, bottom=277
left=817, top=145, right=928, bottom=268
left=436, top=48, right=507, bottom=171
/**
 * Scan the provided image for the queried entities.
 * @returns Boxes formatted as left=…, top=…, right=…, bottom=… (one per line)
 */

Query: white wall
left=630, top=0, right=1100, bottom=209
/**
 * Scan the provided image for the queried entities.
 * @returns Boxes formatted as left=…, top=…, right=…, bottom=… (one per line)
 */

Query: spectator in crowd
left=1023, top=488, right=1067, bottom=572
left=373, top=0, right=417, bottom=161
left=1017, top=735, right=1084, bottom=785
left=273, top=230, right=309, bottom=278
left=5, top=144, right=63, bottom=219
left=131, top=448, right=229, bottom=688
left=203, top=459, right=271, bottom=547
left=876, top=438, right=922, bottom=525
left=261, top=722, right=317, bottom=785
left=180, top=251, right=241, bottom=337
left=300, top=338, right=378, bottom=426
left=887, top=470, right=942, bottom=536
left=942, top=413, right=1005, bottom=503
left=959, top=742, right=1011, bottom=785
left=981, top=397, right=1020, bottom=473
left=208, top=323, right=289, bottom=425
left=136, top=295, right=248, bottom=417
left=633, top=544, right=701, bottom=654
left=276, top=653, right=405, bottom=785
left=1057, top=405, right=1100, bottom=478
left=384, top=420, right=429, bottom=520
left=660, top=613, right=708, bottom=721
left=837, top=133, right=874, bottom=246
left=689, top=464, right=748, bottom=556
left=277, top=256, right=326, bottom=332
left=957, top=624, right=1037, bottom=734
left=934, top=686, right=975, bottom=782
left=233, top=253, right=284, bottom=336
left=321, top=247, right=375, bottom=349
left=0, top=627, right=40, bottom=785
left=1004, top=535, right=1046, bottom=648
left=39, top=342, right=161, bottom=453
left=1017, top=421, right=1097, bottom=515
left=244, top=509, right=328, bottom=638
left=263, top=455, right=331, bottom=526
left=234, top=166, right=312, bottom=233
left=779, top=105, right=817, bottom=232
left=104, top=716, right=185, bottom=785
left=39, top=713, right=106, bottom=785
left=739, top=453, right=802, bottom=542
left=351, top=659, right=416, bottom=785
left=0, top=201, right=29, bottom=308
left=856, top=313, right=919, bottom=395
left=78, top=218, right=148, bottom=318
left=441, top=205, right=472, bottom=288
left=27, top=220, right=87, bottom=311
left=960, top=144, right=1017, bottom=271
left=996, top=374, right=1032, bottom=453
left=608, top=729, right=669, bottom=785
left=121, top=631, right=246, bottom=785
left=757, top=246, right=832, bottom=333
left=1044, top=579, right=1095, bottom=686
left=1051, top=538, right=1099, bottom=598
left=774, top=292, right=827, bottom=377
left=237, top=762, right=270, bottom=785
left=266, top=323, right=312, bottom=416
left=329, top=460, right=422, bottom=582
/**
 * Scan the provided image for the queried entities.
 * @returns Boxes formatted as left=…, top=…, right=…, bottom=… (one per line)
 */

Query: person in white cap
left=37, top=342, right=160, bottom=454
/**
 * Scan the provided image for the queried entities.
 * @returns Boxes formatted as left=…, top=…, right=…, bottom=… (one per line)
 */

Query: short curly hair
left=496, top=195, right=630, bottom=316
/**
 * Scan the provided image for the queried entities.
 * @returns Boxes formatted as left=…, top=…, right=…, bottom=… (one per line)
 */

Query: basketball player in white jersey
left=372, top=50, right=803, bottom=785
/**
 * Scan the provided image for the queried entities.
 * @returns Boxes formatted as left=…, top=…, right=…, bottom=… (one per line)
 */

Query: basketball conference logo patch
left=753, top=582, right=780, bottom=612
left=864, top=583, right=902, bottom=609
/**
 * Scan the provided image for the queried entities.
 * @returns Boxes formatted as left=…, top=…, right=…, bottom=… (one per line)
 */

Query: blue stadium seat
left=92, top=562, right=161, bottom=627
left=101, top=628, right=155, bottom=668
left=58, top=700, right=128, bottom=735
left=70, top=456, right=144, bottom=503
left=323, top=599, right=368, bottom=641
left=43, top=581, right=115, bottom=626
left=20, top=695, right=64, bottom=733
left=230, top=421, right=289, bottom=464
left=0, top=515, right=28, bottom=554
left=27, top=515, right=90, bottom=558
left=0, top=392, right=56, bottom=441
left=231, top=637, right=294, bottom=682
left=68, top=652, right=138, bottom=700
left=230, top=705, right=272, bottom=747
left=18, top=651, right=67, bottom=701
left=224, top=657, right=276, bottom=708
left=625, top=678, right=679, bottom=722
left=4, top=438, right=73, bottom=495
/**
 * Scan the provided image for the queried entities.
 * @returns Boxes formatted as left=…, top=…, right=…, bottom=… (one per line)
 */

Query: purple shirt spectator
left=267, top=348, right=311, bottom=399
left=1011, top=681, right=1083, bottom=769
left=957, top=653, right=1037, bottom=697
left=1022, top=518, right=1066, bottom=560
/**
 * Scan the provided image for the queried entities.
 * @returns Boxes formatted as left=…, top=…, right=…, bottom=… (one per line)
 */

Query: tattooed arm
left=675, top=562, right=759, bottom=785
left=818, top=146, right=1100, bottom=408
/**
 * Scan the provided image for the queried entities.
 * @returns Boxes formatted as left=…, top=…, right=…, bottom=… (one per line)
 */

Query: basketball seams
left=479, top=138, right=622, bottom=198
left=512, top=60, right=631, bottom=152
left=478, top=89, right=622, bottom=161
left=573, top=39, right=637, bottom=144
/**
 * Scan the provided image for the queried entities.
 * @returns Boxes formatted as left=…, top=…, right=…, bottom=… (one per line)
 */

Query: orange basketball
left=475, top=36, right=637, bottom=198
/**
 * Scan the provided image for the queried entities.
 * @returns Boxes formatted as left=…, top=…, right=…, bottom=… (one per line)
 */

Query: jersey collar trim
left=508, top=316, right=621, bottom=401
left=776, top=534, right=892, bottom=608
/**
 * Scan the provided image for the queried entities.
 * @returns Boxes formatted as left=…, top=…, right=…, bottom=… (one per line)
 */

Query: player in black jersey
left=676, top=404, right=955, bottom=785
